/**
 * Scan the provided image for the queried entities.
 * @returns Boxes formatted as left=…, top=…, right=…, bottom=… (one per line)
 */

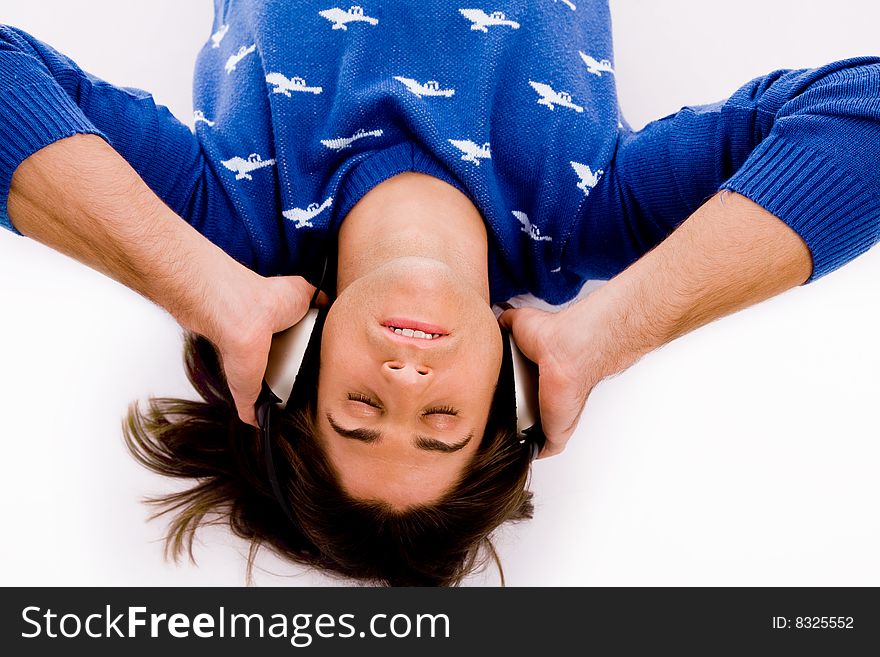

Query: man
left=1, top=2, right=878, bottom=585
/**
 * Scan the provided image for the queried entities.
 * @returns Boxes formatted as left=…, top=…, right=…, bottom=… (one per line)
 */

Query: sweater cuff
left=718, top=134, right=880, bottom=284
left=0, top=81, right=108, bottom=235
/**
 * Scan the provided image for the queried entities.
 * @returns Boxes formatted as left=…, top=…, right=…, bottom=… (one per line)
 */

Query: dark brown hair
left=122, top=312, right=534, bottom=586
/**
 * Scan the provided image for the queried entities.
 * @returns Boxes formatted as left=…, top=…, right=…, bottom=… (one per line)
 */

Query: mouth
left=380, top=317, right=449, bottom=342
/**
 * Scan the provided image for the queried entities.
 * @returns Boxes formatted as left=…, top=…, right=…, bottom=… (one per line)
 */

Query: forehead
left=315, top=413, right=482, bottom=508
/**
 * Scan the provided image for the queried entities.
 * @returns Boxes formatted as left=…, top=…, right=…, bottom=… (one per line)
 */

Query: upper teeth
left=389, top=326, right=441, bottom=339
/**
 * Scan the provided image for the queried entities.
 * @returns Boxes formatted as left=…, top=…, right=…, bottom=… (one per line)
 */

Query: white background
left=0, top=1, right=877, bottom=586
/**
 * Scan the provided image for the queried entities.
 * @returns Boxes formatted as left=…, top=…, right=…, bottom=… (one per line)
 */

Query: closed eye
left=347, top=394, right=459, bottom=416
left=347, top=392, right=381, bottom=409
left=424, top=406, right=458, bottom=416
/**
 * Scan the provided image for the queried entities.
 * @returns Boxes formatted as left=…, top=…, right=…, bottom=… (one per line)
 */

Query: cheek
left=320, top=317, right=367, bottom=378
left=316, top=342, right=342, bottom=412
left=466, top=327, right=503, bottom=379
left=476, top=339, right=504, bottom=403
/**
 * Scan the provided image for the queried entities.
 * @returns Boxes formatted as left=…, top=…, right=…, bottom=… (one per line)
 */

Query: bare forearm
left=8, top=134, right=254, bottom=337
left=582, top=190, right=813, bottom=377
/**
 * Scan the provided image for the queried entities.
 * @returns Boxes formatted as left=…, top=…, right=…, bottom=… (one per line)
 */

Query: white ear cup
left=265, top=308, right=320, bottom=411
left=509, top=334, right=539, bottom=434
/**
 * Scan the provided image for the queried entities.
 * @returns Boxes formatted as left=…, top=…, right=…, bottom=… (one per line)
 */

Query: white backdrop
left=0, top=1, right=877, bottom=586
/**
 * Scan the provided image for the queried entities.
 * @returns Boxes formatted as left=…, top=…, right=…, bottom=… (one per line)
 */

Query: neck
left=336, top=172, right=491, bottom=301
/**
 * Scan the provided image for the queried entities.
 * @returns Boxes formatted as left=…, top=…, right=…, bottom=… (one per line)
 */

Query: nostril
left=384, top=361, right=430, bottom=376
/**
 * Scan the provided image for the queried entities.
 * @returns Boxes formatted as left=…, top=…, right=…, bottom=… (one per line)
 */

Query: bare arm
left=8, top=133, right=254, bottom=340
left=9, top=134, right=318, bottom=427
left=583, top=189, right=812, bottom=377
left=501, top=190, right=812, bottom=457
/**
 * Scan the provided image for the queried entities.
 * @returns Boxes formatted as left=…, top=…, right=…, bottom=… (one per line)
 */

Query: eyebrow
left=326, top=413, right=474, bottom=454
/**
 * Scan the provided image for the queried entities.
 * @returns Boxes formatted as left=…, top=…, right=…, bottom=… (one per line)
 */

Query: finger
left=498, top=306, right=549, bottom=364
left=530, top=416, right=569, bottom=460
left=231, top=375, right=261, bottom=428
left=230, top=377, right=263, bottom=429
left=497, top=307, right=514, bottom=330
left=314, top=289, right=331, bottom=307
left=538, top=404, right=582, bottom=450
left=238, top=407, right=259, bottom=429
left=497, top=307, right=526, bottom=332
left=534, top=368, right=594, bottom=458
left=218, top=335, right=270, bottom=429
left=534, top=427, right=573, bottom=460
left=536, top=442, right=566, bottom=460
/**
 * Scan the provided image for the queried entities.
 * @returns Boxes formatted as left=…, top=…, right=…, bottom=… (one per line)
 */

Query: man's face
left=316, top=256, right=503, bottom=509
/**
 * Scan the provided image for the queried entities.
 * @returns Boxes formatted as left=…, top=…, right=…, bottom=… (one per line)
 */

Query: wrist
left=569, top=190, right=813, bottom=381
left=172, top=248, right=265, bottom=345
left=557, top=284, right=655, bottom=384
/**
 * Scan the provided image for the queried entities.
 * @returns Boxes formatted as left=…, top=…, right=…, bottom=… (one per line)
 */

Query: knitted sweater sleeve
left=0, top=24, right=254, bottom=269
left=591, top=57, right=880, bottom=284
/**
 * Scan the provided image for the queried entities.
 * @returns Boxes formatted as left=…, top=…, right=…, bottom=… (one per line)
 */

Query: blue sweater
left=1, top=2, right=879, bottom=305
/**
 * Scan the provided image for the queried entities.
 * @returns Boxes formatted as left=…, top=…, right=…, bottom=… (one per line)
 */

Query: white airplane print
left=319, top=6, right=379, bottom=30
left=221, top=153, right=276, bottom=180
left=393, top=77, right=456, bottom=98
left=282, top=197, right=334, bottom=229
left=579, top=51, right=615, bottom=77
left=529, top=81, right=584, bottom=112
left=265, top=73, right=323, bottom=96
left=512, top=211, right=553, bottom=242
left=224, top=44, right=256, bottom=74
left=448, top=139, right=492, bottom=165
left=210, top=24, right=229, bottom=48
left=570, top=160, right=604, bottom=195
left=320, top=128, right=384, bottom=151
left=192, top=110, right=215, bottom=127
left=459, top=9, right=520, bottom=32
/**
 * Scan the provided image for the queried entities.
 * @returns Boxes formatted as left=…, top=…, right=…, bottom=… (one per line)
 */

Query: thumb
left=498, top=306, right=552, bottom=364
left=283, top=275, right=332, bottom=308
left=216, top=332, right=271, bottom=430
left=313, top=289, right=331, bottom=308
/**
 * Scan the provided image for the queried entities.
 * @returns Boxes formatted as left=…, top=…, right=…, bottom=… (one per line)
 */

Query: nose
left=382, top=359, right=432, bottom=385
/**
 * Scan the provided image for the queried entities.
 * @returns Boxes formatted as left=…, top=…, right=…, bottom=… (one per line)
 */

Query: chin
left=375, top=259, right=474, bottom=300
left=381, top=256, right=457, bottom=278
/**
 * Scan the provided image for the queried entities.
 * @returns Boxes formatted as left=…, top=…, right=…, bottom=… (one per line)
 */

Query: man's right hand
left=194, top=272, right=328, bottom=429
left=8, top=134, right=328, bottom=431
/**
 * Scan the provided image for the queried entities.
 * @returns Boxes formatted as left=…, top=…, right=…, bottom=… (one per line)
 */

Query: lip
left=380, top=317, right=450, bottom=336
left=382, top=327, right=447, bottom=348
